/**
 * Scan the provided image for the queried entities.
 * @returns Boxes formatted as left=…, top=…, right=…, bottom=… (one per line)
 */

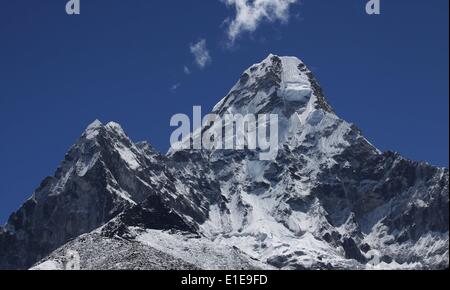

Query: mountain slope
left=168, top=54, right=449, bottom=269
left=0, top=121, right=203, bottom=269
left=1, top=54, right=448, bottom=270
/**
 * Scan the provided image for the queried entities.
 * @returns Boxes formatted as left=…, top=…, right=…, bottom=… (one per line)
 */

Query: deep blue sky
left=0, top=0, right=448, bottom=223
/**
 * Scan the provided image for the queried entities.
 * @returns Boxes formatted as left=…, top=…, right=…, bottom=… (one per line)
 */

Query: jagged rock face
left=0, top=122, right=203, bottom=269
left=1, top=55, right=449, bottom=270
left=168, top=55, right=449, bottom=269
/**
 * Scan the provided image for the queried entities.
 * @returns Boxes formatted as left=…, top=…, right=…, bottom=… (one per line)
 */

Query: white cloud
left=222, top=0, right=298, bottom=44
left=189, top=39, right=212, bottom=69
left=184, top=66, right=191, bottom=75
left=170, top=83, right=181, bottom=92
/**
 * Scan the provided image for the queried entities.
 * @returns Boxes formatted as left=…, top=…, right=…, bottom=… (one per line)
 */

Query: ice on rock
left=106, top=121, right=128, bottom=138
left=306, top=110, right=325, bottom=126
left=280, top=56, right=306, bottom=83
left=87, top=119, right=103, bottom=129
left=113, top=144, right=141, bottom=170
left=283, top=84, right=312, bottom=102
left=84, top=119, right=103, bottom=140
left=280, top=56, right=313, bottom=103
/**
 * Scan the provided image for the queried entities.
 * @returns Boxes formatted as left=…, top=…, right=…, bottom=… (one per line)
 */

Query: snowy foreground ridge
left=1, top=55, right=448, bottom=270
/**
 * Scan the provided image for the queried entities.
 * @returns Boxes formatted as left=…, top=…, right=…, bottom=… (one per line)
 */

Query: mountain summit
left=1, top=55, right=448, bottom=270
left=213, top=54, right=333, bottom=116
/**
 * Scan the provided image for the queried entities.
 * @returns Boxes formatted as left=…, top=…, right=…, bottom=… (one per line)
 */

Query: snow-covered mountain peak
left=105, top=121, right=127, bottom=137
left=258, top=53, right=304, bottom=69
left=1, top=56, right=447, bottom=271
left=55, top=120, right=154, bottom=189
left=194, top=55, right=343, bottom=155
left=213, top=54, right=333, bottom=118
left=86, top=119, right=103, bottom=129
left=84, top=119, right=104, bottom=140
left=82, top=120, right=129, bottom=141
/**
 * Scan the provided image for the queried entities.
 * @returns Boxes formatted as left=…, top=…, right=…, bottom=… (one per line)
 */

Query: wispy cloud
left=184, top=66, right=191, bottom=75
left=222, top=0, right=298, bottom=45
left=190, top=39, right=212, bottom=69
left=170, top=83, right=181, bottom=93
